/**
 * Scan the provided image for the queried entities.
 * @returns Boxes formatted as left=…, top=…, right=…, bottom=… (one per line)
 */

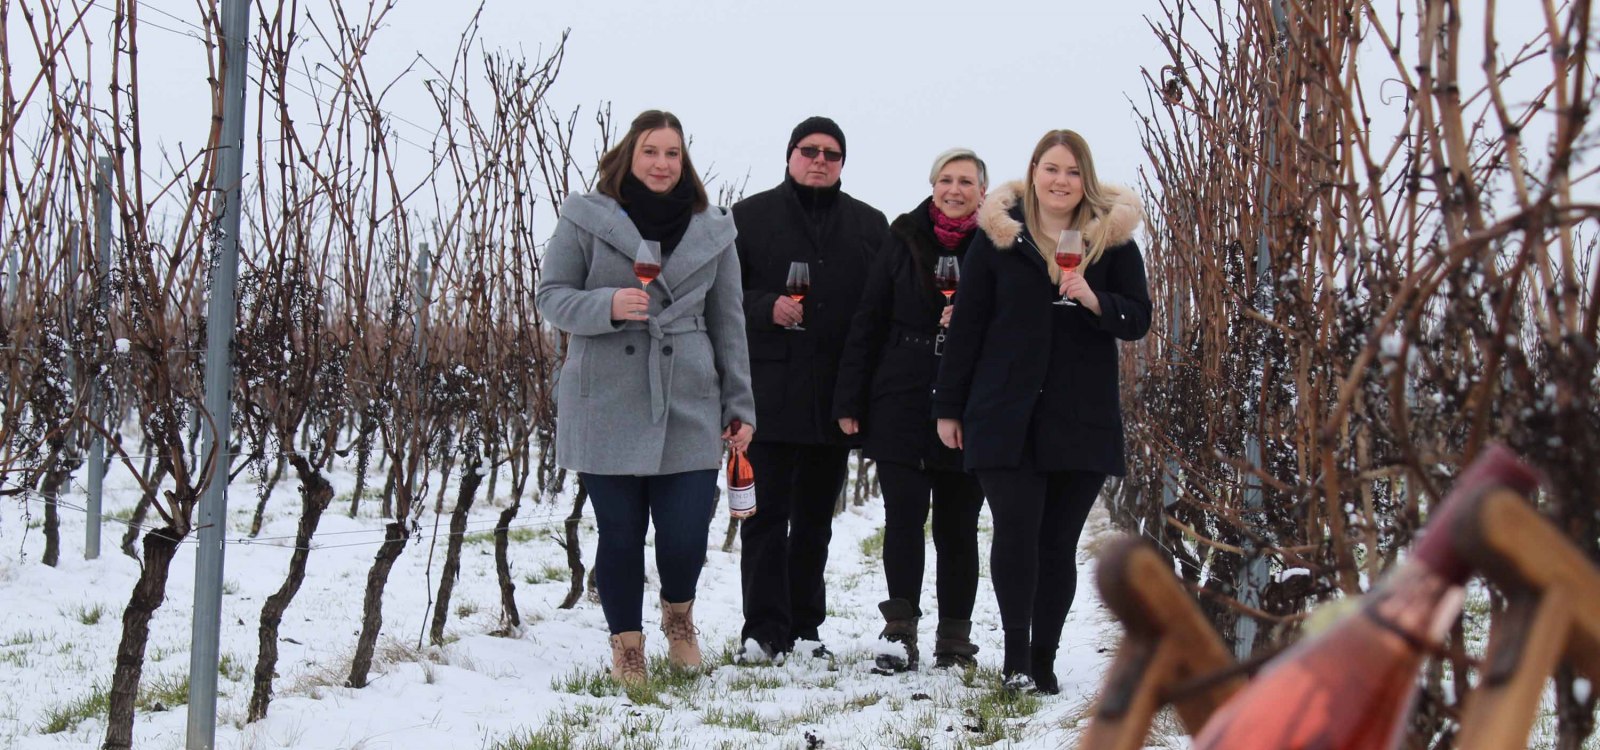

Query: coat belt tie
left=645, top=314, right=708, bottom=423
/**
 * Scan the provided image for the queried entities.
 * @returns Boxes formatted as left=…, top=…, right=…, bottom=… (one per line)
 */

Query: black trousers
left=876, top=460, right=984, bottom=620
left=739, top=442, right=851, bottom=650
left=976, top=466, right=1105, bottom=675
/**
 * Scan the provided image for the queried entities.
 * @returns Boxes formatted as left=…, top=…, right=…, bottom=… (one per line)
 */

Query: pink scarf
left=930, top=203, right=978, bottom=249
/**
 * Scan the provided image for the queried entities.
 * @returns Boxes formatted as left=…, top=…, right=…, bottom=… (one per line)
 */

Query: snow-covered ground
left=0, top=458, right=1133, bottom=749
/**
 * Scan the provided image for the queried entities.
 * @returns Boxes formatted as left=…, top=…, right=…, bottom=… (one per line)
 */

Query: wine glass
left=933, top=255, right=959, bottom=356
left=933, top=255, right=960, bottom=307
left=784, top=261, right=810, bottom=331
left=1053, top=229, right=1083, bottom=306
left=633, top=240, right=662, bottom=290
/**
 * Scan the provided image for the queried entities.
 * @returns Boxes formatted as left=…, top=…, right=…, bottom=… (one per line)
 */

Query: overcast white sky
left=13, top=0, right=1570, bottom=232
left=461, top=0, right=1173, bottom=211
left=55, top=0, right=1171, bottom=219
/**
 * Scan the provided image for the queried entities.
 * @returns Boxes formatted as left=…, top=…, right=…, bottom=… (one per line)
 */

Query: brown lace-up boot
left=609, top=631, right=647, bottom=685
left=659, top=598, right=703, bottom=669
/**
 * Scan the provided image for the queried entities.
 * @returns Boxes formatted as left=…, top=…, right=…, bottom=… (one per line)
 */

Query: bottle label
left=728, top=484, right=756, bottom=517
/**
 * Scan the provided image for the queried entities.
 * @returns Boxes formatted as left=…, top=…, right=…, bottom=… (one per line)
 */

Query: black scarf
left=620, top=173, right=697, bottom=256
left=785, top=174, right=842, bottom=251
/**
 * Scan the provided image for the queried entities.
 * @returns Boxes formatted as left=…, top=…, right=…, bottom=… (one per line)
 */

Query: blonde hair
left=1021, top=130, right=1116, bottom=275
left=928, top=148, right=988, bottom=191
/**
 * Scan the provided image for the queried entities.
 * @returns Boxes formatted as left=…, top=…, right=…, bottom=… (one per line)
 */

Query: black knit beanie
left=787, top=116, right=847, bottom=164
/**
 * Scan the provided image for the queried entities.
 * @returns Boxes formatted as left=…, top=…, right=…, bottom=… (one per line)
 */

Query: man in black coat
left=733, top=116, right=888, bottom=660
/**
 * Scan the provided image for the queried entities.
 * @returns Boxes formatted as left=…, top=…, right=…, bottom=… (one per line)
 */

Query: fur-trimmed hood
left=977, top=180, right=1144, bottom=254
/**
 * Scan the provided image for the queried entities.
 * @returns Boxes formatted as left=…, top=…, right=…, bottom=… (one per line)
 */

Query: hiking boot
left=932, top=619, right=980, bottom=669
left=609, top=631, right=647, bottom=685
left=873, top=598, right=920, bottom=673
left=659, top=598, right=702, bottom=669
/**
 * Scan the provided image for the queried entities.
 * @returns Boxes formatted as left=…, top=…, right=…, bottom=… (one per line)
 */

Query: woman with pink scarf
left=833, top=148, right=989, bottom=674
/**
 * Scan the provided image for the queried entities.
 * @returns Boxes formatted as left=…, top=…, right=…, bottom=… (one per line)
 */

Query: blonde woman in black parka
left=932, top=130, right=1151, bottom=693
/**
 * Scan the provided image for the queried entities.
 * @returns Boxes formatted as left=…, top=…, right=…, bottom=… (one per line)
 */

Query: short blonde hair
left=928, top=148, right=988, bottom=191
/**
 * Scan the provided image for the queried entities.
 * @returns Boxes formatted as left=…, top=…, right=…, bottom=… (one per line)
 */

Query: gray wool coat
left=536, top=191, right=756, bottom=476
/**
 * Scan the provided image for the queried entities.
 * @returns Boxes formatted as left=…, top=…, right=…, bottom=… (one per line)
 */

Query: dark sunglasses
left=795, top=146, right=844, bottom=163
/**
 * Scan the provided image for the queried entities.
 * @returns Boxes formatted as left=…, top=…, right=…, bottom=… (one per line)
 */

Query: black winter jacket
left=931, top=182, right=1152, bottom=475
left=834, top=198, right=971, bottom=471
left=734, top=178, right=889, bottom=445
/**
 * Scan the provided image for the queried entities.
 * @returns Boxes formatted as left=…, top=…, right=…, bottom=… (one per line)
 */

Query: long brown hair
left=1022, top=129, right=1116, bottom=267
left=596, top=110, right=709, bottom=212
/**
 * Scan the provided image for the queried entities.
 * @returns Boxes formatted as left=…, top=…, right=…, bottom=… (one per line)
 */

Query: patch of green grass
left=882, top=707, right=942, bottom=750
left=497, top=704, right=665, bottom=749
left=701, top=705, right=767, bottom=732
left=726, top=670, right=784, bottom=692
left=491, top=722, right=577, bottom=750
left=39, top=683, right=110, bottom=734
left=68, top=604, right=106, bottom=625
left=105, top=506, right=138, bottom=522
left=647, top=662, right=707, bottom=703
left=218, top=653, right=247, bottom=682
left=844, top=691, right=884, bottom=710
left=522, top=564, right=570, bottom=585
left=859, top=527, right=886, bottom=559
left=0, top=650, right=30, bottom=668
left=963, top=681, right=1042, bottom=746
left=464, top=526, right=540, bottom=546
left=137, top=672, right=189, bottom=712
left=455, top=601, right=479, bottom=618
left=551, top=665, right=666, bottom=707
left=2, top=631, right=46, bottom=647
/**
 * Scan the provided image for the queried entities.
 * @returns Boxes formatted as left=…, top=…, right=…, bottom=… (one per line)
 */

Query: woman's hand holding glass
left=1058, top=273, right=1101, bottom=314
left=611, top=288, right=650, bottom=321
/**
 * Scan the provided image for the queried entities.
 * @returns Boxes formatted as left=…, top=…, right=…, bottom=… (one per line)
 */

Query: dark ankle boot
left=1031, top=646, right=1060, bottom=695
left=873, top=598, right=919, bottom=672
left=932, top=619, right=980, bottom=669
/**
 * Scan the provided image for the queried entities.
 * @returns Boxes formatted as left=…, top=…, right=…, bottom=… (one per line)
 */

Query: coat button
left=625, top=345, right=636, bottom=355
left=662, top=300, right=672, bottom=308
left=662, top=346, right=674, bottom=355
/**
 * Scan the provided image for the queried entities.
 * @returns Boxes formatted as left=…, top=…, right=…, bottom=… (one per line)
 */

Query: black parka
left=734, top=179, right=889, bottom=445
left=833, top=198, right=970, bottom=470
left=931, top=181, right=1152, bottom=476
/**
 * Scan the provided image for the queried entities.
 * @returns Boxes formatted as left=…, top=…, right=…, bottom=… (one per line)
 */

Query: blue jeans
left=581, top=470, right=718, bottom=634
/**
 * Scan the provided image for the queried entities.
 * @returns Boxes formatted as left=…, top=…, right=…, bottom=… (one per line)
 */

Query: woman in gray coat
left=536, top=110, right=755, bottom=685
